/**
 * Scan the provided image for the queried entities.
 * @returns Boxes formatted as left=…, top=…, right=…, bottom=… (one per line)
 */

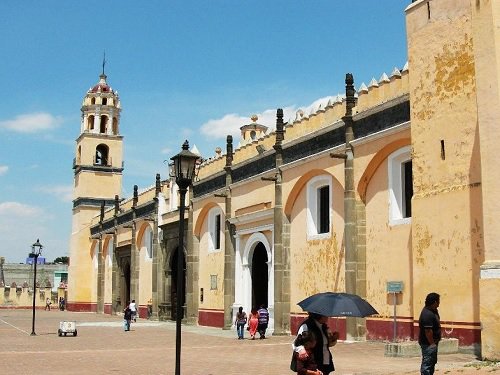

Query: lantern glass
left=171, top=140, right=199, bottom=184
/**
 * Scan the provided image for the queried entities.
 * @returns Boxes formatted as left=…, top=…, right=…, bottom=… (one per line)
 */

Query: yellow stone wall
left=406, top=0, right=482, bottom=324
left=471, top=0, right=500, bottom=360
left=197, top=206, right=225, bottom=310
left=68, top=207, right=99, bottom=305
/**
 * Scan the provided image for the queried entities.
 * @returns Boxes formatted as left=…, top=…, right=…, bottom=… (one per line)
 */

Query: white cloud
left=0, top=202, right=42, bottom=217
left=36, top=185, right=73, bottom=202
left=200, top=106, right=298, bottom=141
left=0, top=112, right=63, bottom=133
left=0, top=165, right=8, bottom=176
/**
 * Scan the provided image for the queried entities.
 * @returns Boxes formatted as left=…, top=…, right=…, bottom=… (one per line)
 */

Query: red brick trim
left=198, top=309, right=224, bottom=327
left=67, top=302, right=97, bottom=312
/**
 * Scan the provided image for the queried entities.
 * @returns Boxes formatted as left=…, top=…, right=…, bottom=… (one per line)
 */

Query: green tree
left=53, top=256, right=69, bottom=264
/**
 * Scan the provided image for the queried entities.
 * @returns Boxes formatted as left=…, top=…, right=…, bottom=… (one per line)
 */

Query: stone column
left=130, top=185, right=139, bottom=304
left=111, top=195, right=120, bottom=314
left=272, top=109, right=290, bottom=335
left=186, top=187, right=199, bottom=325
left=342, top=73, right=359, bottom=340
left=96, top=202, right=105, bottom=313
left=152, top=174, right=161, bottom=320
left=223, top=135, right=235, bottom=329
left=97, top=235, right=104, bottom=313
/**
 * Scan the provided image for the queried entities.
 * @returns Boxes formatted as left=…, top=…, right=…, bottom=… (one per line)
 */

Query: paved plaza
left=0, top=309, right=497, bottom=375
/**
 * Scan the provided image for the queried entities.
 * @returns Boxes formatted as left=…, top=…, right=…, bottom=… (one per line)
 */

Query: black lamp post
left=170, top=140, right=199, bottom=375
left=29, top=239, right=43, bottom=336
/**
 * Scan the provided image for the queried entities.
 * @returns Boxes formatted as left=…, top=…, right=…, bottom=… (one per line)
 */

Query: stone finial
left=402, top=61, right=409, bottom=72
left=275, top=108, right=284, bottom=146
left=345, top=73, right=356, bottom=117
left=226, top=135, right=233, bottom=167
left=133, top=185, right=138, bottom=206
left=368, top=78, right=379, bottom=88
left=358, top=83, right=369, bottom=93
left=378, top=73, right=390, bottom=84
left=215, top=147, right=222, bottom=157
left=251, top=114, right=258, bottom=122
left=390, top=67, right=402, bottom=78
left=155, top=173, right=161, bottom=194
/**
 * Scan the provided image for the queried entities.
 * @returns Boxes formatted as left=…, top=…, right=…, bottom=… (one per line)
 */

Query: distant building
left=1, top=263, right=68, bottom=291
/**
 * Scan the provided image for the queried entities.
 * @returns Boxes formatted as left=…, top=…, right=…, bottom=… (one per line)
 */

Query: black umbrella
left=298, top=292, right=378, bottom=318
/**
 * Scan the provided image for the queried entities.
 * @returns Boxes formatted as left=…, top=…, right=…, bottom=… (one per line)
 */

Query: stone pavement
left=0, top=309, right=497, bottom=375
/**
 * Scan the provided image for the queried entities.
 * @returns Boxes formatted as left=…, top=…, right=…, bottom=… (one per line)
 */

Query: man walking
left=419, top=293, right=441, bottom=375
left=257, top=304, right=269, bottom=339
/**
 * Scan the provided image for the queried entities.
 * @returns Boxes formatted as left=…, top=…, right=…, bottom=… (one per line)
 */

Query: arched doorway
left=122, top=261, right=131, bottom=308
left=170, top=247, right=186, bottom=320
left=251, top=242, right=268, bottom=309
left=114, top=245, right=131, bottom=313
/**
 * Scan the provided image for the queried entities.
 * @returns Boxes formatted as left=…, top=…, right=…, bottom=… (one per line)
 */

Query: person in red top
left=247, top=307, right=259, bottom=340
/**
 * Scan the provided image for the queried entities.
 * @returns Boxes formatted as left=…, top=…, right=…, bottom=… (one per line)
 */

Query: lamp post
left=170, top=140, right=199, bottom=375
left=29, top=239, right=43, bottom=336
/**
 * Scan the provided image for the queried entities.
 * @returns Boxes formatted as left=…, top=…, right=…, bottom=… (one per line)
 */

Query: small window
left=208, top=207, right=223, bottom=252
left=402, top=160, right=413, bottom=218
left=95, top=144, right=109, bottom=166
left=100, top=115, right=108, bottom=134
left=306, top=175, right=332, bottom=239
left=215, top=214, right=221, bottom=249
left=388, top=146, right=412, bottom=225
left=88, top=115, right=95, bottom=130
left=102, top=97, right=107, bottom=105
left=250, top=130, right=257, bottom=140
left=318, top=186, right=330, bottom=234
left=91, top=98, right=96, bottom=105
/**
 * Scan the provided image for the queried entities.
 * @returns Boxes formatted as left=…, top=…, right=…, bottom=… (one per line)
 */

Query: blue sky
left=0, top=1, right=409, bottom=263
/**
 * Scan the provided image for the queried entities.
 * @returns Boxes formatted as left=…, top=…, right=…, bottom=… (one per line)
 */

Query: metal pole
left=393, top=292, right=397, bottom=342
left=31, top=256, right=38, bottom=336
left=175, top=186, right=187, bottom=375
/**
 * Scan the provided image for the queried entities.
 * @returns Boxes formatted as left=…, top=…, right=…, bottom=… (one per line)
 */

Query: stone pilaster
left=342, top=73, right=359, bottom=340
left=223, top=135, right=235, bottom=329
left=272, top=108, right=290, bottom=335
left=186, top=187, right=199, bottom=325
left=130, top=185, right=139, bottom=304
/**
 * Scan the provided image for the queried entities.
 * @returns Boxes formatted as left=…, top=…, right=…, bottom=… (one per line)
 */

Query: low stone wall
left=384, top=338, right=459, bottom=357
left=0, top=286, right=66, bottom=309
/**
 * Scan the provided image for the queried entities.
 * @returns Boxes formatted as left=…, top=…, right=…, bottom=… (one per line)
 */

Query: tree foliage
left=53, top=256, right=69, bottom=264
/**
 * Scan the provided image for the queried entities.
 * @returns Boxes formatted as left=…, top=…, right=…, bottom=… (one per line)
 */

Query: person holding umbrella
left=293, top=312, right=338, bottom=375
left=294, top=292, right=378, bottom=374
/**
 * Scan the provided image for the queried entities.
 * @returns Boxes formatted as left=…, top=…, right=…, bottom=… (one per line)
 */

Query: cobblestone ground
left=0, top=309, right=498, bottom=375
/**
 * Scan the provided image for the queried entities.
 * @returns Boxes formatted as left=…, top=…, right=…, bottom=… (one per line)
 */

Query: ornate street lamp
left=170, top=140, right=199, bottom=375
left=29, top=239, right=43, bottom=336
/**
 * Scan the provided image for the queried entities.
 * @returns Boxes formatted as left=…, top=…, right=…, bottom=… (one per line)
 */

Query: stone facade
left=67, top=0, right=500, bottom=360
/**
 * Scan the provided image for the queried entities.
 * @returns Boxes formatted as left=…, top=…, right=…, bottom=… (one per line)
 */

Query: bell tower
left=73, top=71, right=123, bottom=203
left=68, top=69, right=123, bottom=311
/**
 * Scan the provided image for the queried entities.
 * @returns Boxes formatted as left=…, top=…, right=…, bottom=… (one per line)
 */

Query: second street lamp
left=29, top=239, right=43, bottom=336
left=170, top=140, right=200, bottom=375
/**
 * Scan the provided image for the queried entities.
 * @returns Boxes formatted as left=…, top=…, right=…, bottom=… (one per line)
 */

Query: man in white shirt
left=129, top=299, right=137, bottom=322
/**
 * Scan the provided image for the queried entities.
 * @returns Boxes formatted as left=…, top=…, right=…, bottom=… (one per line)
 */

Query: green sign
left=387, top=281, right=403, bottom=293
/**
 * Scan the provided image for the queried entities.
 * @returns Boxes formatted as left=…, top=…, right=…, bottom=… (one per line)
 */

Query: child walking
left=294, top=331, right=323, bottom=375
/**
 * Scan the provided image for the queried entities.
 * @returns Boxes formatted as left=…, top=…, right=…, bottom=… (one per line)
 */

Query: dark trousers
left=420, top=344, right=438, bottom=375
left=318, top=363, right=333, bottom=375
left=257, top=322, right=268, bottom=338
